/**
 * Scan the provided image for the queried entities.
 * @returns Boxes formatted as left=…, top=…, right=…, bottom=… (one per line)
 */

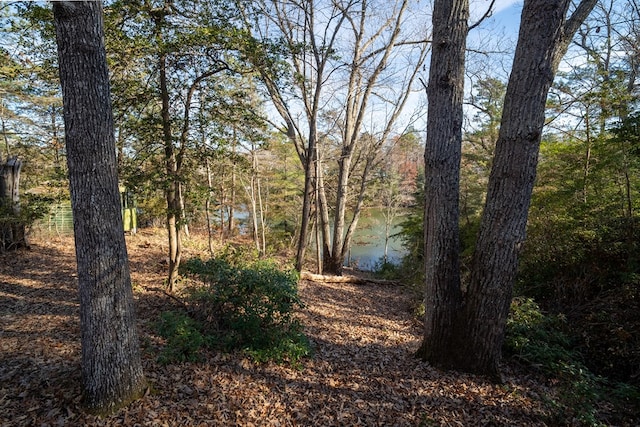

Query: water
left=234, top=206, right=408, bottom=271
left=312, top=208, right=408, bottom=271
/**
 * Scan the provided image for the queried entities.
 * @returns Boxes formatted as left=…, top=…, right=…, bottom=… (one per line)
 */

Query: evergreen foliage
left=156, top=310, right=205, bottom=364
left=155, top=254, right=310, bottom=365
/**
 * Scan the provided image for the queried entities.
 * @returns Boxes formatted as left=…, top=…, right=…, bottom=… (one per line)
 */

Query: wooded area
left=1, top=0, right=639, bottom=423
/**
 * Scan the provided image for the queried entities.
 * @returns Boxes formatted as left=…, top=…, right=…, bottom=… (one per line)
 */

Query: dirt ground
left=1, top=230, right=565, bottom=426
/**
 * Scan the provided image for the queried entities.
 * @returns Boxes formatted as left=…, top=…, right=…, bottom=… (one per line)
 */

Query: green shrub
left=372, top=258, right=400, bottom=279
left=179, top=256, right=310, bottom=364
left=155, top=310, right=205, bottom=364
left=505, top=297, right=606, bottom=425
left=505, top=297, right=574, bottom=368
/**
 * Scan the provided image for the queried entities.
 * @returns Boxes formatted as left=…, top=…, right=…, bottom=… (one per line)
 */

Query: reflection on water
left=312, top=209, right=408, bottom=271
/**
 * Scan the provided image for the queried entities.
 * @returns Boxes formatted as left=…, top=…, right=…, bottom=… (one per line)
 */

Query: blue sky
left=489, top=1, right=523, bottom=36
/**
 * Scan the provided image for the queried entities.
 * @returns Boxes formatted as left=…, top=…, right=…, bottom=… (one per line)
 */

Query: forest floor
left=0, top=229, right=596, bottom=426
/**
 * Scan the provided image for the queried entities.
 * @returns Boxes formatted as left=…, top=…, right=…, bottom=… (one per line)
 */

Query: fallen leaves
left=0, top=231, right=566, bottom=426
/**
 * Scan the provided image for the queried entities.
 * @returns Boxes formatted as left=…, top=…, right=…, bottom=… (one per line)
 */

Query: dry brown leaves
left=1, top=231, right=556, bottom=426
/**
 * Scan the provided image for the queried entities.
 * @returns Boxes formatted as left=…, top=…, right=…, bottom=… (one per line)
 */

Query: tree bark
left=0, top=156, right=26, bottom=251
left=453, top=0, right=597, bottom=378
left=53, top=0, right=146, bottom=412
left=154, top=12, right=181, bottom=293
left=295, top=136, right=316, bottom=271
left=415, top=0, right=468, bottom=364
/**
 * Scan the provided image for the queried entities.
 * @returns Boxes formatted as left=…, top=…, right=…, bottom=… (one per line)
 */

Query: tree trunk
left=228, top=136, right=237, bottom=235
left=324, top=147, right=352, bottom=275
left=452, top=0, right=597, bottom=377
left=155, top=17, right=181, bottom=292
left=415, top=0, right=468, bottom=365
left=53, top=0, right=146, bottom=412
left=316, top=154, right=332, bottom=269
left=0, top=156, right=26, bottom=251
left=179, top=182, right=189, bottom=238
left=205, top=158, right=215, bottom=255
left=247, top=174, right=261, bottom=252
left=257, top=173, right=266, bottom=255
left=295, top=141, right=316, bottom=271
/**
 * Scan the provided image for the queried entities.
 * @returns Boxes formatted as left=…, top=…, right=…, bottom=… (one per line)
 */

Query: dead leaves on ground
left=1, top=233, right=556, bottom=426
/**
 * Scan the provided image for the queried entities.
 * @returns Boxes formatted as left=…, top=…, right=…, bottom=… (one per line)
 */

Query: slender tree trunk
left=247, top=175, right=260, bottom=252
left=2, top=111, right=11, bottom=158
left=295, top=140, right=316, bottom=271
left=582, top=106, right=592, bottom=204
left=384, top=213, right=391, bottom=264
left=179, top=183, right=189, bottom=238
left=155, top=16, right=181, bottom=292
left=316, top=154, right=332, bottom=268
left=315, top=151, right=324, bottom=274
left=257, top=174, right=266, bottom=255
left=315, top=214, right=322, bottom=274
left=219, top=182, right=226, bottom=241
left=415, top=0, right=468, bottom=365
left=229, top=137, right=237, bottom=235
left=453, top=0, right=597, bottom=377
left=53, top=1, right=146, bottom=412
left=205, top=158, right=214, bottom=255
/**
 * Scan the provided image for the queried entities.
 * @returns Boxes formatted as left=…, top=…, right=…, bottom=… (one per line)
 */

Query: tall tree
left=415, top=0, right=468, bottom=364
left=103, top=0, right=250, bottom=291
left=416, top=0, right=597, bottom=378
left=53, top=0, right=146, bottom=412
left=247, top=0, right=427, bottom=273
left=454, top=0, right=597, bottom=377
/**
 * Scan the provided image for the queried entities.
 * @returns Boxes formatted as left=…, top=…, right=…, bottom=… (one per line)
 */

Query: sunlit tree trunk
left=179, top=183, right=189, bottom=238
left=205, top=157, right=214, bottom=255
left=257, top=174, right=266, bottom=255
left=0, top=156, right=26, bottom=251
left=229, top=134, right=237, bottom=235
left=53, top=0, right=146, bottom=412
left=295, top=119, right=318, bottom=271
left=151, top=6, right=182, bottom=292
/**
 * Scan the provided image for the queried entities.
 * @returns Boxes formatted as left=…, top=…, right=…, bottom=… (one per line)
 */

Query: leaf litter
left=0, top=231, right=558, bottom=426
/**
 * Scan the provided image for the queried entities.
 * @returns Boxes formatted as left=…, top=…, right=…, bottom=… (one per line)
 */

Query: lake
left=311, top=208, right=408, bottom=271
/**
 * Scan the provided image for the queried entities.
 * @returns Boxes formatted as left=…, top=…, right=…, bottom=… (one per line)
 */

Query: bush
left=1, top=193, right=52, bottom=250
left=504, top=297, right=640, bottom=425
left=505, top=297, right=574, bottom=369
left=155, top=311, right=205, bottom=364
left=372, top=258, right=400, bottom=279
left=178, top=256, right=310, bottom=364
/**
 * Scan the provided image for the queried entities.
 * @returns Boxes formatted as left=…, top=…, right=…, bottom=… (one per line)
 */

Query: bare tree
left=248, top=0, right=428, bottom=273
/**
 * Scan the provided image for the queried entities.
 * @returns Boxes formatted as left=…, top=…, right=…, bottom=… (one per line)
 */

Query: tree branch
left=469, top=0, right=496, bottom=32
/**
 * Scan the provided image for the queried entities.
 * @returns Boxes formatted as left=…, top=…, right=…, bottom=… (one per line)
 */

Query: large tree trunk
left=415, top=0, right=468, bottom=364
left=0, top=156, right=26, bottom=251
left=53, top=0, right=146, bottom=413
left=452, top=0, right=597, bottom=378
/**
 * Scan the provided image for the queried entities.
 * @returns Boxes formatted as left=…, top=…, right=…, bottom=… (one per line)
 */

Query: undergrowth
left=505, top=297, right=639, bottom=426
left=156, top=252, right=310, bottom=366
